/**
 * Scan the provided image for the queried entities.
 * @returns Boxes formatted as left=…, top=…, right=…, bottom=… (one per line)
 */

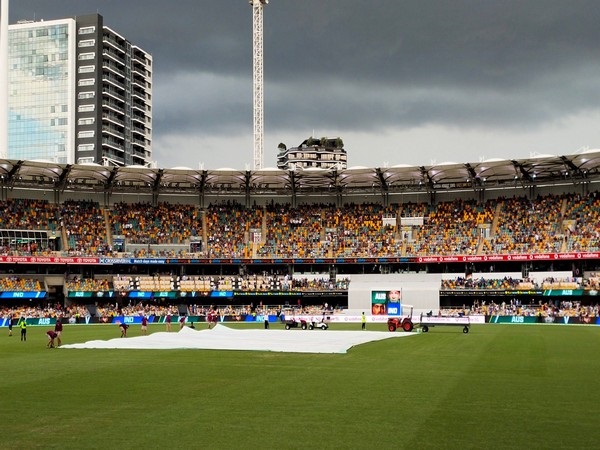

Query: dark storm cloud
left=152, top=71, right=251, bottom=133
left=10, top=0, right=600, bottom=167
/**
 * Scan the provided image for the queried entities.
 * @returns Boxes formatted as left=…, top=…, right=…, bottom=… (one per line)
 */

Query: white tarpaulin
left=61, top=324, right=416, bottom=354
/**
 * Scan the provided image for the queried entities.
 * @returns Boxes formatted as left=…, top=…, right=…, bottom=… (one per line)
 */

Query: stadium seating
left=0, top=276, right=42, bottom=291
left=0, top=191, right=599, bottom=258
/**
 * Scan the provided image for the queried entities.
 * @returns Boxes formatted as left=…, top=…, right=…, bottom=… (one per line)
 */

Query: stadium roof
left=1, top=150, right=599, bottom=199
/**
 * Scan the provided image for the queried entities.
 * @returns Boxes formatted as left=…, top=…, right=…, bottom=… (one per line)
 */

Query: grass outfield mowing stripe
left=2, top=323, right=599, bottom=449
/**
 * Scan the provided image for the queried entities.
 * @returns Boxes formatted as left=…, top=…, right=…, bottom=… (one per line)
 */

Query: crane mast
left=249, top=0, right=268, bottom=170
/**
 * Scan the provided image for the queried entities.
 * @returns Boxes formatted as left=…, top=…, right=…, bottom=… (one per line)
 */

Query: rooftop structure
left=277, top=137, right=347, bottom=171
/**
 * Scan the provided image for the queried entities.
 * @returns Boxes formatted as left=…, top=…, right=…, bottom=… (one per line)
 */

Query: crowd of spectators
left=55, top=274, right=352, bottom=293
left=0, top=276, right=42, bottom=291
left=408, top=199, right=494, bottom=256
left=65, top=276, right=111, bottom=292
left=442, top=276, right=527, bottom=290
left=0, top=199, right=60, bottom=231
left=205, top=202, right=263, bottom=258
left=442, top=277, right=584, bottom=290
left=440, top=299, right=599, bottom=319
left=487, top=195, right=564, bottom=255
left=94, top=303, right=180, bottom=322
left=256, top=202, right=406, bottom=258
left=111, top=202, right=201, bottom=245
left=441, top=276, right=583, bottom=291
left=562, top=193, right=600, bottom=252
left=0, top=192, right=599, bottom=258
left=1, top=301, right=341, bottom=323
left=0, top=199, right=59, bottom=255
left=582, top=274, right=600, bottom=290
left=1, top=303, right=89, bottom=321
left=61, top=200, right=111, bottom=256
left=4, top=299, right=597, bottom=322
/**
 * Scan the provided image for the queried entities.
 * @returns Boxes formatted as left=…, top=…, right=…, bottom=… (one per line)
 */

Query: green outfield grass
left=2, top=322, right=599, bottom=449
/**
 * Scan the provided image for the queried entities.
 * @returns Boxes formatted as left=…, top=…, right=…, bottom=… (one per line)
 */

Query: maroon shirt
left=55, top=321, right=63, bottom=332
left=47, top=330, right=58, bottom=339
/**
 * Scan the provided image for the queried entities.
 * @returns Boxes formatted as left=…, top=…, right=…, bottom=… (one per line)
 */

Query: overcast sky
left=9, top=0, right=600, bottom=169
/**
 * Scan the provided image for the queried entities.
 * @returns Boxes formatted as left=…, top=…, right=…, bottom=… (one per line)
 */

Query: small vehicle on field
left=285, top=318, right=307, bottom=330
left=308, top=318, right=329, bottom=330
left=387, top=305, right=415, bottom=332
left=387, top=316, right=414, bottom=332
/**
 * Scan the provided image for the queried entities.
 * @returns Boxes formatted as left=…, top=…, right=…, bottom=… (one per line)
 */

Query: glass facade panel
left=8, top=22, right=73, bottom=162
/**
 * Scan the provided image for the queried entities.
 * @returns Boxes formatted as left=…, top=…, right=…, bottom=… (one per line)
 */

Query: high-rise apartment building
left=6, top=13, right=152, bottom=166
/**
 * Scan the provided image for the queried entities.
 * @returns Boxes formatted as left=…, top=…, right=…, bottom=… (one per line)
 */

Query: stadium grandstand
left=1, top=150, right=600, bottom=325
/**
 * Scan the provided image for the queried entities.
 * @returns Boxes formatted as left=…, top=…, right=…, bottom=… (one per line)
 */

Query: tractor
left=387, top=316, right=414, bottom=332
left=386, top=305, right=414, bottom=332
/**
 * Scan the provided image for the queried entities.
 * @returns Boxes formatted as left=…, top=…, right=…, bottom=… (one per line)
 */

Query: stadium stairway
left=103, top=209, right=113, bottom=248
left=476, top=235, right=485, bottom=255
left=201, top=209, right=208, bottom=252
left=60, top=225, right=68, bottom=251
left=559, top=198, right=569, bottom=253
left=490, top=202, right=502, bottom=237
left=473, top=202, right=502, bottom=255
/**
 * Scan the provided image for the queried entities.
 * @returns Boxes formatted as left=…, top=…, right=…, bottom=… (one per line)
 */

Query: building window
left=78, top=118, right=95, bottom=126
left=78, top=91, right=95, bottom=100
left=78, top=130, right=95, bottom=139
left=78, top=52, right=95, bottom=61
left=78, top=104, right=95, bottom=113
left=78, top=78, right=95, bottom=87
left=78, top=26, right=96, bottom=35
left=78, top=144, right=95, bottom=152
left=78, top=65, right=95, bottom=74
left=78, top=39, right=95, bottom=48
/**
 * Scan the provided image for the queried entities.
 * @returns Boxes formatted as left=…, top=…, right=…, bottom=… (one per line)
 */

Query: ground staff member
left=54, top=318, right=63, bottom=346
left=19, top=318, right=27, bottom=341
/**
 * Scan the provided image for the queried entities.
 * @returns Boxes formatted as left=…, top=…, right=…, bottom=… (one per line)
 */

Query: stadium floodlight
left=249, top=0, right=268, bottom=170
left=0, top=0, right=9, bottom=159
